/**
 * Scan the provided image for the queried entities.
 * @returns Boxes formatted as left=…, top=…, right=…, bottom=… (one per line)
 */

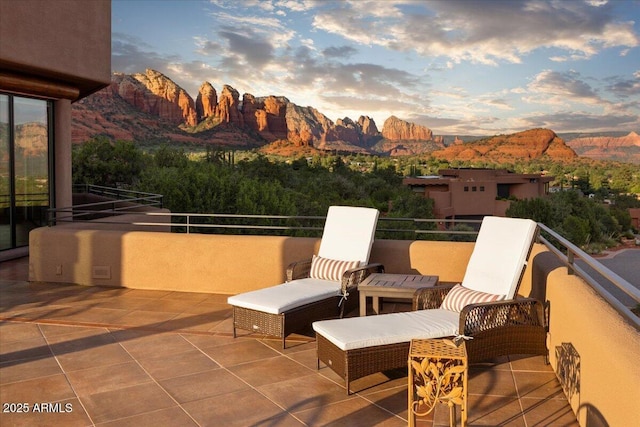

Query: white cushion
left=312, top=309, right=459, bottom=351
left=228, top=278, right=341, bottom=314
left=440, top=284, right=504, bottom=312
left=461, top=216, right=537, bottom=298
left=317, top=206, right=379, bottom=264
left=309, top=255, right=360, bottom=282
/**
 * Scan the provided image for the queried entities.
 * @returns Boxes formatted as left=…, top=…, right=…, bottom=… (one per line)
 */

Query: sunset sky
left=111, top=0, right=640, bottom=136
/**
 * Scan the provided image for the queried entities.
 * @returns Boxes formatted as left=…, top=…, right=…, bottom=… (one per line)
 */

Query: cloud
left=311, top=1, right=639, bottom=65
left=322, top=45, right=358, bottom=59
left=526, top=70, right=604, bottom=106
left=111, top=32, right=182, bottom=74
left=606, top=71, right=640, bottom=98
left=521, top=111, right=640, bottom=132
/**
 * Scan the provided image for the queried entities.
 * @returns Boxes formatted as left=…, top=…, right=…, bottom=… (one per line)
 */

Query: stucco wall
left=29, top=228, right=479, bottom=294
left=0, top=0, right=111, bottom=98
left=532, top=251, right=640, bottom=427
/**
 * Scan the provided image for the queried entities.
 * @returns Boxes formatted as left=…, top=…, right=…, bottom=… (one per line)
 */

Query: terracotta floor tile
left=293, top=395, right=406, bottom=426
left=91, top=296, right=160, bottom=311
left=39, top=323, right=107, bottom=339
left=200, top=339, right=280, bottom=367
left=0, top=373, right=76, bottom=403
left=158, top=368, right=249, bottom=404
left=181, top=333, right=238, bottom=349
left=363, top=386, right=409, bottom=418
left=463, top=394, right=526, bottom=426
left=160, top=291, right=212, bottom=303
left=0, top=397, right=91, bottom=427
left=509, top=354, right=551, bottom=371
left=156, top=312, right=226, bottom=332
left=179, top=300, right=232, bottom=317
left=182, top=388, right=301, bottom=427
left=94, top=406, right=199, bottom=427
left=520, top=397, right=581, bottom=426
left=352, top=369, right=408, bottom=396
left=44, top=306, right=128, bottom=325
left=115, top=331, right=196, bottom=358
left=0, top=336, right=52, bottom=362
left=135, top=298, right=202, bottom=314
left=285, top=347, right=321, bottom=371
left=468, top=367, right=519, bottom=398
left=513, top=371, right=565, bottom=399
left=120, top=289, right=172, bottom=299
left=65, top=361, right=152, bottom=396
left=55, top=343, right=134, bottom=372
left=106, top=310, right=178, bottom=329
left=257, top=373, right=353, bottom=413
left=136, top=348, right=220, bottom=380
left=228, top=355, right=315, bottom=388
left=0, top=355, right=63, bottom=384
left=80, top=382, right=176, bottom=424
left=0, top=321, right=43, bottom=342
left=261, top=337, right=317, bottom=354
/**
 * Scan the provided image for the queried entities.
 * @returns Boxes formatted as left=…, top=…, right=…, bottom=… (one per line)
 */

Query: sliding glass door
left=0, top=94, right=52, bottom=251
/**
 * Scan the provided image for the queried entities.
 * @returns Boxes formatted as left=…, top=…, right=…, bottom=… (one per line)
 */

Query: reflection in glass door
left=0, top=94, right=51, bottom=251
left=0, top=95, right=9, bottom=250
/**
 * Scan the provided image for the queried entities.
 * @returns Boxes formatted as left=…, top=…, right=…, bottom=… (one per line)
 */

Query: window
left=480, top=186, right=485, bottom=192
left=0, top=94, right=52, bottom=251
left=472, top=186, right=477, bottom=192
left=464, top=186, right=469, bottom=192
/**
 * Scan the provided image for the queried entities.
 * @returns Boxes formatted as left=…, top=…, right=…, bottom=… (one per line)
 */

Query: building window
left=0, top=94, right=52, bottom=251
left=472, top=186, right=477, bottom=192
left=464, top=186, right=469, bottom=192
left=480, top=186, right=485, bottom=191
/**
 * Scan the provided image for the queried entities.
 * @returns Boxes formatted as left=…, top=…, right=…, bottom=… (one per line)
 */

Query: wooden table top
left=358, top=273, right=439, bottom=291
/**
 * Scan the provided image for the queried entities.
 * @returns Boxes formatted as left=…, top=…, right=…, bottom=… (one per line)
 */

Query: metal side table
left=408, top=339, right=468, bottom=427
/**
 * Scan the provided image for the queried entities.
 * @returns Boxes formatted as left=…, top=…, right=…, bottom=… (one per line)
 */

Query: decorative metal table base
left=408, top=339, right=468, bottom=427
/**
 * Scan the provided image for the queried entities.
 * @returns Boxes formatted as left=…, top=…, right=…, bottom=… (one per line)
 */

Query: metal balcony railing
left=48, top=185, right=164, bottom=225
left=46, top=206, right=639, bottom=326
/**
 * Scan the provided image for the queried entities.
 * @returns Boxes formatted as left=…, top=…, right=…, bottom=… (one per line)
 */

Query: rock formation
left=382, top=116, right=433, bottom=141
left=566, top=132, right=640, bottom=163
left=71, top=69, right=625, bottom=163
left=196, top=82, right=217, bottom=120
left=114, top=69, right=198, bottom=126
left=242, top=94, right=288, bottom=141
left=215, top=85, right=244, bottom=127
left=431, top=128, right=577, bottom=162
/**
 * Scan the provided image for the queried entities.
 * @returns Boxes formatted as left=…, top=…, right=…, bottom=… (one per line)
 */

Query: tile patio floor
left=0, top=257, right=578, bottom=426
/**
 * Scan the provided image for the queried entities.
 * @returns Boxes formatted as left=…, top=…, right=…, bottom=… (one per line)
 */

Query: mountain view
left=71, top=69, right=640, bottom=163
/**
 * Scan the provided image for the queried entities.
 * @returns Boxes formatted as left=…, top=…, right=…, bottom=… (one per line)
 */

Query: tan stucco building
left=404, top=168, right=554, bottom=220
left=0, top=0, right=111, bottom=259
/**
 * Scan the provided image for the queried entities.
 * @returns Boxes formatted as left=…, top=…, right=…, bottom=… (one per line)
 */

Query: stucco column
left=54, top=98, right=72, bottom=214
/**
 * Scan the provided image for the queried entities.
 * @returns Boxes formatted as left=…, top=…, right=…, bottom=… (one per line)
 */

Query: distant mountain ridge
left=565, top=132, right=640, bottom=163
left=70, top=68, right=631, bottom=162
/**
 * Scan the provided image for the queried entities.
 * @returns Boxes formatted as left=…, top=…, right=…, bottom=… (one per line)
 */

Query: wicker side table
left=408, top=339, right=468, bottom=427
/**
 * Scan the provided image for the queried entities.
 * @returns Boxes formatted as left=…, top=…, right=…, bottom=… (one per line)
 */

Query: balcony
left=2, top=215, right=639, bottom=426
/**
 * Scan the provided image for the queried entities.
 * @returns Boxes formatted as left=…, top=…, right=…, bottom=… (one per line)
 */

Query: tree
left=72, top=137, right=147, bottom=187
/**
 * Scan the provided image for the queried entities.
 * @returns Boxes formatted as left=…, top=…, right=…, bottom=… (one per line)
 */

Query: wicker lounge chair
left=313, top=216, right=547, bottom=394
left=228, top=206, right=382, bottom=348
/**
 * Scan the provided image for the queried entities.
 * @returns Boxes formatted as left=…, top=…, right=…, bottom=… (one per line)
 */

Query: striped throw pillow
left=440, top=284, right=505, bottom=312
left=309, top=255, right=360, bottom=282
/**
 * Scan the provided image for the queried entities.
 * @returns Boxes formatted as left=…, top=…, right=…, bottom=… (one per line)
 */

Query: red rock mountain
left=382, top=116, right=433, bottom=141
left=566, top=132, right=640, bottom=163
left=431, top=129, right=577, bottom=162
left=71, top=69, right=586, bottom=162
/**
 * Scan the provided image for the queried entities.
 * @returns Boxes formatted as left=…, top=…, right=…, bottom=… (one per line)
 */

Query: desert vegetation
left=72, top=137, right=639, bottom=249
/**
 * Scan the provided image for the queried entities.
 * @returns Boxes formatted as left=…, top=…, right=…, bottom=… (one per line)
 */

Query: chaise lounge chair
left=227, top=205, right=382, bottom=348
left=312, top=216, right=547, bottom=394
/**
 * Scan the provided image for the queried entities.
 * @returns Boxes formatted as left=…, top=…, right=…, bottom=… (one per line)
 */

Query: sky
left=111, top=0, right=640, bottom=136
